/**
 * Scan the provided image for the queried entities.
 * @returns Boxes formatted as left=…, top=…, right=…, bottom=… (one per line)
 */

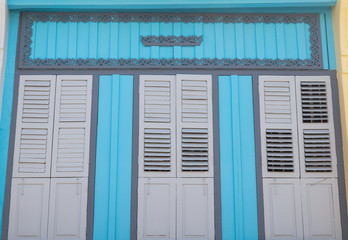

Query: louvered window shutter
left=51, top=75, right=93, bottom=177
left=138, top=75, right=176, bottom=178
left=13, top=75, right=56, bottom=177
left=259, top=76, right=300, bottom=178
left=296, top=76, right=337, bottom=178
left=176, top=75, right=213, bottom=178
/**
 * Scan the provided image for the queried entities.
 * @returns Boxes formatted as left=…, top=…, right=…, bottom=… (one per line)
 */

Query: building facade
left=0, top=0, right=347, bottom=239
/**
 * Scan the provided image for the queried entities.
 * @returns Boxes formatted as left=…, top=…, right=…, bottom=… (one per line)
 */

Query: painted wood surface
left=7, top=0, right=337, bottom=10
left=0, top=11, right=19, bottom=240
left=218, top=75, right=259, bottom=240
left=93, top=74, right=133, bottom=240
left=29, top=21, right=312, bottom=62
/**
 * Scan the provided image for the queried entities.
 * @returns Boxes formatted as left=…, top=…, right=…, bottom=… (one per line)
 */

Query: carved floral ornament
left=19, top=12, right=322, bottom=69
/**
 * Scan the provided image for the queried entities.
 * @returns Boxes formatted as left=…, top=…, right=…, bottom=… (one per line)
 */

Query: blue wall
left=219, top=75, right=259, bottom=240
left=0, top=11, right=19, bottom=240
left=30, top=21, right=312, bottom=61
left=93, top=75, right=133, bottom=240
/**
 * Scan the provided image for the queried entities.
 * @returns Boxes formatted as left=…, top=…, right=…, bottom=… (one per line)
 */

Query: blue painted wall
left=30, top=21, right=312, bottom=62
left=93, top=75, right=133, bottom=240
left=219, top=75, right=258, bottom=240
left=0, top=11, right=19, bottom=240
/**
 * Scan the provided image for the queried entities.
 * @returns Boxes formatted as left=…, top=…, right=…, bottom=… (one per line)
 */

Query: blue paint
left=7, top=0, right=337, bottom=10
left=325, top=10, right=336, bottom=69
left=219, top=75, right=258, bottom=240
left=93, top=75, right=133, bottom=240
left=29, top=21, right=314, bottom=63
left=0, top=11, right=20, bottom=240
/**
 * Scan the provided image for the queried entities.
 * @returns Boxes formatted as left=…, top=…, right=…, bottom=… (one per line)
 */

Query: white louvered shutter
left=48, top=178, right=88, bottom=240
left=296, top=76, right=337, bottom=178
left=51, top=75, right=93, bottom=177
left=301, top=179, right=342, bottom=240
left=259, top=76, right=300, bottom=178
left=13, top=75, right=56, bottom=177
left=263, top=178, right=303, bottom=240
left=8, top=178, right=50, bottom=240
left=139, top=75, right=176, bottom=178
left=177, top=178, right=214, bottom=240
left=137, top=178, right=176, bottom=240
left=176, top=75, right=213, bottom=178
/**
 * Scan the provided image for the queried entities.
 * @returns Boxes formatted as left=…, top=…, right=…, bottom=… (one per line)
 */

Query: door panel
left=8, top=178, right=50, bottom=240
left=137, top=178, right=176, bottom=240
left=48, top=178, right=88, bottom=240
left=263, top=179, right=303, bottom=240
left=301, top=179, right=342, bottom=240
left=177, top=178, right=214, bottom=240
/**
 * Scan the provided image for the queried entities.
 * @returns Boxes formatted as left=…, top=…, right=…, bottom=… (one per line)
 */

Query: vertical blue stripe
left=94, top=75, right=133, bottom=240
left=219, top=75, right=258, bottom=240
left=324, top=10, right=336, bottom=69
left=0, top=11, right=20, bottom=240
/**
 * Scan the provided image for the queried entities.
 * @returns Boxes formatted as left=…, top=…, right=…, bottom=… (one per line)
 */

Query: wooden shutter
left=177, top=178, right=214, bottom=240
left=51, top=75, right=93, bottom=177
left=137, top=178, right=176, bottom=240
left=12, top=75, right=56, bottom=177
left=259, top=76, right=300, bottom=178
left=48, top=178, right=88, bottom=240
left=263, top=178, right=303, bottom=240
left=301, top=179, right=342, bottom=240
left=8, top=178, right=50, bottom=240
left=138, top=75, right=176, bottom=178
left=296, top=76, right=337, bottom=178
left=176, top=75, right=213, bottom=178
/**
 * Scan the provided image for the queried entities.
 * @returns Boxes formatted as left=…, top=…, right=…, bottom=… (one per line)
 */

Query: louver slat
left=139, top=75, right=176, bottom=177
left=300, top=81, right=328, bottom=123
left=13, top=75, right=56, bottom=177
left=266, top=129, right=294, bottom=172
left=51, top=75, right=93, bottom=177
left=144, top=129, right=171, bottom=171
left=181, top=129, right=209, bottom=171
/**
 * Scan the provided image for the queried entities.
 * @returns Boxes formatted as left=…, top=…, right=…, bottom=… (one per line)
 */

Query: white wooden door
left=48, top=178, right=88, bottom=240
left=8, top=178, right=50, bottom=240
left=177, top=178, right=214, bottom=240
left=137, top=178, right=176, bottom=240
left=263, top=178, right=304, bottom=240
left=301, top=179, right=342, bottom=240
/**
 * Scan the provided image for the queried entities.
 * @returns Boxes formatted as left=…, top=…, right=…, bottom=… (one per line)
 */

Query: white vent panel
left=264, top=81, right=292, bottom=124
left=300, top=81, right=328, bottom=123
left=181, top=128, right=209, bottom=172
left=144, top=80, right=171, bottom=123
left=144, top=128, right=172, bottom=172
left=181, top=79, right=208, bottom=123
left=266, top=129, right=294, bottom=173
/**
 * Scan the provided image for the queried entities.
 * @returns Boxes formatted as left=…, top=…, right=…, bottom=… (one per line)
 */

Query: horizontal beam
left=7, top=0, right=337, bottom=10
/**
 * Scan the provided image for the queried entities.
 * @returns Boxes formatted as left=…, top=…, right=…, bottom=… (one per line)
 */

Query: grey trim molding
left=18, top=12, right=322, bottom=69
left=141, top=35, right=203, bottom=46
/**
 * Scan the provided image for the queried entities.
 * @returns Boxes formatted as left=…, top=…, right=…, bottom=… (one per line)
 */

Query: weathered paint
left=6, top=0, right=337, bottom=10
left=0, top=11, right=19, bottom=240
left=333, top=0, right=348, bottom=211
left=219, top=75, right=258, bottom=240
left=29, top=21, right=313, bottom=62
left=93, top=75, right=133, bottom=240
left=0, top=0, right=9, bottom=120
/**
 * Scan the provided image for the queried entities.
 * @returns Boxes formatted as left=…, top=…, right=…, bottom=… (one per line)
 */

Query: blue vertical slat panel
left=29, top=20, right=315, bottom=63
left=219, top=75, right=258, bottom=240
left=93, top=75, right=133, bottom=240
left=0, top=11, right=20, bottom=240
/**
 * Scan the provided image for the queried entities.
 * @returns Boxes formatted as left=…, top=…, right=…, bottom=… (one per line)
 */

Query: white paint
left=0, top=0, right=9, bottom=119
